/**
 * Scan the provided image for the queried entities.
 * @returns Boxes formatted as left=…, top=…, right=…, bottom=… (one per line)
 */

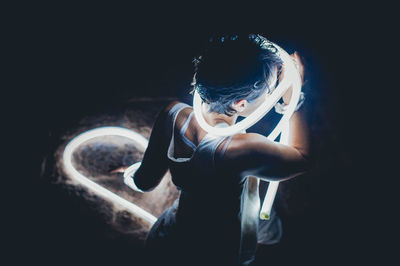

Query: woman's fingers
left=110, top=166, right=127, bottom=174
left=291, top=51, right=305, bottom=85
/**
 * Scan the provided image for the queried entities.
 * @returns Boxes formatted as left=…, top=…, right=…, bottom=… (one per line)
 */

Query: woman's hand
left=109, top=166, right=129, bottom=174
left=281, top=51, right=305, bottom=105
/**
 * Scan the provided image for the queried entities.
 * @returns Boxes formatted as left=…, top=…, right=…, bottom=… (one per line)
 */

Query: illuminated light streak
left=123, top=162, right=145, bottom=192
left=193, top=40, right=302, bottom=220
left=62, top=126, right=157, bottom=225
left=62, top=40, right=301, bottom=223
left=259, top=121, right=290, bottom=220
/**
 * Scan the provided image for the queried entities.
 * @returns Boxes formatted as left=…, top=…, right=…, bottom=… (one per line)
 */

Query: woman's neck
left=201, top=103, right=238, bottom=126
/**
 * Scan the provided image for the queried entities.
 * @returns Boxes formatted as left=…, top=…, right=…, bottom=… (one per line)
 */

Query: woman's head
left=192, top=34, right=283, bottom=117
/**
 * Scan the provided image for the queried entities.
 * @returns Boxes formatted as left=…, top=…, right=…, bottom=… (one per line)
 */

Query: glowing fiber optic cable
left=123, top=162, right=145, bottom=192
left=62, top=126, right=157, bottom=225
left=193, top=39, right=302, bottom=220
left=259, top=121, right=290, bottom=220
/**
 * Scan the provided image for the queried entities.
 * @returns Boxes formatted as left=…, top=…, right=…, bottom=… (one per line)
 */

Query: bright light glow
left=192, top=41, right=302, bottom=219
left=259, top=121, right=290, bottom=219
left=193, top=44, right=300, bottom=138
left=123, top=162, right=144, bottom=192
left=62, top=126, right=157, bottom=225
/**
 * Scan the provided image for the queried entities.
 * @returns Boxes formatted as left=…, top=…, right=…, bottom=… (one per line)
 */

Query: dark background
left=6, top=2, right=394, bottom=265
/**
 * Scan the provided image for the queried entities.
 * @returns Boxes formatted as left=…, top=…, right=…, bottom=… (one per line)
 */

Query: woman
left=121, top=34, right=309, bottom=265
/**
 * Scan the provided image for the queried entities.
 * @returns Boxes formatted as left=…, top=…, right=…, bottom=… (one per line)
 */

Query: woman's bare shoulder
left=161, top=101, right=194, bottom=127
left=163, top=100, right=182, bottom=112
left=163, top=101, right=193, bottom=113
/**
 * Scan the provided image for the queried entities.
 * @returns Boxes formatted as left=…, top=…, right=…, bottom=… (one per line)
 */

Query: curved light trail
left=62, top=126, right=157, bottom=225
left=193, top=39, right=302, bottom=219
left=62, top=39, right=302, bottom=224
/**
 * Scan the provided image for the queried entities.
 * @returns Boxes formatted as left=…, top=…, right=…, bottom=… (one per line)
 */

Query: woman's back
left=145, top=102, right=259, bottom=265
left=133, top=36, right=309, bottom=265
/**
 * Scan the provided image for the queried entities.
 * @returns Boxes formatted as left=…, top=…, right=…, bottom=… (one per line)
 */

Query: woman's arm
left=222, top=52, right=310, bottom=181
left=225, top=107, right=309, bottom=182
left=130, top=101, right=179, bottom=191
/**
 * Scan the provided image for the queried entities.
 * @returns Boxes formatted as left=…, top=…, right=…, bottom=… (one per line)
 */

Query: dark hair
left=192, top=34, right=283, bottom=116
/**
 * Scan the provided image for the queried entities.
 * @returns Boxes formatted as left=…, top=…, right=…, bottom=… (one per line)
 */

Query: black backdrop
left=6, top=2, right=393, bottom=265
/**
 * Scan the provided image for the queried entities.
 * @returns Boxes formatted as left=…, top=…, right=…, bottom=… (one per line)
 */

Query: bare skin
left=112, top=52, right=309, bottom=189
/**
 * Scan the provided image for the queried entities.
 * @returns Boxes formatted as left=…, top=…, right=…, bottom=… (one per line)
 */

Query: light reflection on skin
left=193, top=41, right=302, bottom=219
left=240, top=68, right=278, bottom=117
left=62, top=41, right=301, bottom=223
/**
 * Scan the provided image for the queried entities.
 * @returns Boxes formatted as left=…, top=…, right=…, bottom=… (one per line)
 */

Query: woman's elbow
left=132, top=170, right=154, bottom=192
left=275, top=156, right=311, bottom=181
left=246, top=157, right=310, bottom=182
left=133, top=167, right=166, bottom=192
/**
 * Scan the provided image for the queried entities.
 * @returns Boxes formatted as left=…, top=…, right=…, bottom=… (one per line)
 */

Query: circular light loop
left=193, top=41, right=302, bottom=138
left=193, top=40, right=302, bottom=220
left=61, top=40, right=303, bottom=226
